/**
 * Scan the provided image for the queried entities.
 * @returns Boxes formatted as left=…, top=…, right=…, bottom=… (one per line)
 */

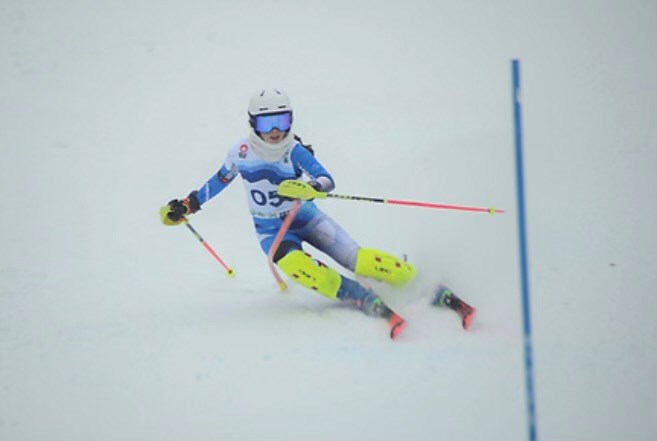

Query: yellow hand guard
left=277, top=180, right=328, bottom=201
left=160, top=193, right=200, bottom=226
left=277, top=250, right=342, bottom=299
left=354, top=248, right=417, bottom=286
left=160, top=205, right=186, bottom=226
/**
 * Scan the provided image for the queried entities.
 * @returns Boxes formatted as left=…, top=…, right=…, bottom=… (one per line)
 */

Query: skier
left=160, top=88, right=416, bottom=337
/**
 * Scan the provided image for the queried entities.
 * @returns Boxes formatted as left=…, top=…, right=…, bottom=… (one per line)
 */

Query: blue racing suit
left=195, top=136, right=360, bottom=270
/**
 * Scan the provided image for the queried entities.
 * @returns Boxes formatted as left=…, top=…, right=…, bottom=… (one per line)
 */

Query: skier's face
left=261, top=128, right=286, bottom=144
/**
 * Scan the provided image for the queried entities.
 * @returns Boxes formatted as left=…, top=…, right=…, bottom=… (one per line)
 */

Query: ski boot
left=365, top=295, right=407, bottom=340
left=433, top=285, right=476, bottom=330
left=338, top=277, right=407, bottom=339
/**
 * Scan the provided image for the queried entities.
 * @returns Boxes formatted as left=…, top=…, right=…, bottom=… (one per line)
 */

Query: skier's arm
left=160, top=152, right=237, bottom=226
left=291, top=145, right=335, bottom=192
left=196, top=162, right=238, bottom=205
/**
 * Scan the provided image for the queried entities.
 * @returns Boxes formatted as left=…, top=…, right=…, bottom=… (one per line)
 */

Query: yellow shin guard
left=277, top=250, right=342, bottom=299
left=354, top=248, right=417, bottom=286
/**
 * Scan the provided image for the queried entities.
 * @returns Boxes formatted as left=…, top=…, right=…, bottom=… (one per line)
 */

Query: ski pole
left=277, top=180, right=505, bottom=214
left=183, top=218, right=235, bottom=276
left=326, top=193, right=504, bottom=214
left=267, top=200, right=302, bottom=291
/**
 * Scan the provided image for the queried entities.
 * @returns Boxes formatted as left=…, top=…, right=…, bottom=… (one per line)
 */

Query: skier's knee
left=354, top=247, right=417, bottom=286
left=277, top=250, right=341, bottom=299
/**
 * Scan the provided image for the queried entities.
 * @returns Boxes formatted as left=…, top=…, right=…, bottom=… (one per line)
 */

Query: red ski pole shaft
left=326, top=193, right=504, bottom=214
left=184, top=219, right=235, bottom=276
left=387, top=198, right=505, bottom=214
left=267, top=200, right=302, bottom=292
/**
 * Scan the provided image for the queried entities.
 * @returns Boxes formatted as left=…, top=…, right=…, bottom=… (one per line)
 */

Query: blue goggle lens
left=255, top=112, right=292, bottom=133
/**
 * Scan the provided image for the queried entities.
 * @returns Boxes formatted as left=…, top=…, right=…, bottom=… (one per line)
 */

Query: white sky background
left=1, top=1, right=655, bottom=440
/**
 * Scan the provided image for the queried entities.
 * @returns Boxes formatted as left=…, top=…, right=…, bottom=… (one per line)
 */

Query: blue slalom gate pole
left=512, top=59, right=537, bottom=441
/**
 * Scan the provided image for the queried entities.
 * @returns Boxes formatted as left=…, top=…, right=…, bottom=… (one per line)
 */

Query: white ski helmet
left=248, top=88, right=293, bottom=132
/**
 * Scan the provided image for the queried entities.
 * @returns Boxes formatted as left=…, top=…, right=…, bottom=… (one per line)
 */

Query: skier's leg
left=276, top=250, right=342, bottom=299
left=299, top=211, right=417, bottom=286
left=354, top=248, right=416, bottom=286
left=335, top=276, right=392, bottom=317
left=273, top=247, right=392, bottom=317
left=299, top=212, right=360, bottom=270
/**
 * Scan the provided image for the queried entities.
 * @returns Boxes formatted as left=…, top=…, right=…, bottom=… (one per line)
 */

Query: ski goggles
left=253, top=112, right=292, bottom=133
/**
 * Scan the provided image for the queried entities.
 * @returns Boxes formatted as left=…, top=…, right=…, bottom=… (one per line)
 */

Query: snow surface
left=1, top=1, right=655, bottom=440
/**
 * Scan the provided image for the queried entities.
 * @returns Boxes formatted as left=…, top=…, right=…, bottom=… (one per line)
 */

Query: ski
left=432, top=285, right=476, bottom=330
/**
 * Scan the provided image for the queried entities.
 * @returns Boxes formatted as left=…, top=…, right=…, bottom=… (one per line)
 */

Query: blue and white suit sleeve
left=196, top=161, right=238, bottom=206
left=291, top=145, right=335, bottom=191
